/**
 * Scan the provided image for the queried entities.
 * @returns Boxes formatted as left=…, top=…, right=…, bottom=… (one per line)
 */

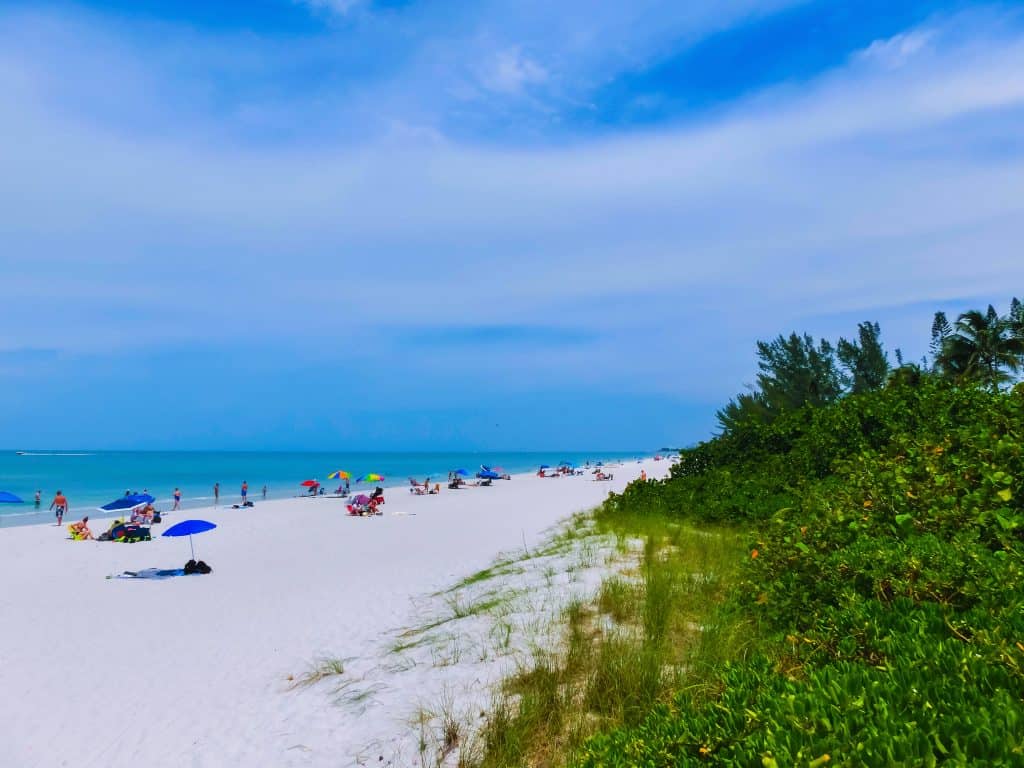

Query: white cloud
left=480, top=47, right=548, bottom=94
left=295, top=0, right=363, bottom=16
left=856, top=29, right=935, bottom=69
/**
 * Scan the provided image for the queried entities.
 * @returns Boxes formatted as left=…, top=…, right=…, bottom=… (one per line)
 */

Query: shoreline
left=0, top=457, right=671, bottom=767
left=0, top=451, right=649, bottom=529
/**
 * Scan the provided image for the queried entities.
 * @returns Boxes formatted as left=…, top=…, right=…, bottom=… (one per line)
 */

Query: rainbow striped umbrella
left=327, top=470, right=351, bottom=480
left=358, top=473, right=385, bottom=483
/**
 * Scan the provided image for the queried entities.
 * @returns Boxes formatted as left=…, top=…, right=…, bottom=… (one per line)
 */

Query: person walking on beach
left=50, top=490, right=68, bottom=525
left=214, top=482, right=220, bottom=505
left=241, top=481, right=248, bottom=504
left=173, top=488, right=181, bottom=510
left=640, top=469, right=647, bottom=482
left=262, top=485, right=267, bottom=500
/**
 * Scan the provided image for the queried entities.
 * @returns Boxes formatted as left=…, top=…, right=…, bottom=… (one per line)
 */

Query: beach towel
left=114, top=568, right=185, bottom=580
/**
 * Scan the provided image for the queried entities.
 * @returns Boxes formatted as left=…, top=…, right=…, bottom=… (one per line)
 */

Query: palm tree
left=937, top=305, right=1024, bottom=391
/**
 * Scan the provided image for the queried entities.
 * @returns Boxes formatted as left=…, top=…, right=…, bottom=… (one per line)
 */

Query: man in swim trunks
left=214, top=482, right=220, bottom=505
left=241, top=481, right=248, bottom=504
left=50, top=490, right=68, bottom=525
left=173, top=487, right=181, bottom=510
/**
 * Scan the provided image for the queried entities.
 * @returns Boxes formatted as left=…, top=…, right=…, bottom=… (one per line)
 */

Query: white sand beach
left=0, top=458, right=670, bottom=767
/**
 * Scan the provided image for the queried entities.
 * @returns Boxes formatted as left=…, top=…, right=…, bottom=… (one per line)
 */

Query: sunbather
left=131, top=503, right=155, bottom=525
left=69, top=516, right=93, bottom=540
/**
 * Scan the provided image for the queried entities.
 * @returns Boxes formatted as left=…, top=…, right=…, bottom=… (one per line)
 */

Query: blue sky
left=2, top=0, right=1023, bottom=450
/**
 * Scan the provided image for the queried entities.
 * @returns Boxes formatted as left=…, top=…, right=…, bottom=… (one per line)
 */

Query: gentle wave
left=15, top=452, right=96, bottom=457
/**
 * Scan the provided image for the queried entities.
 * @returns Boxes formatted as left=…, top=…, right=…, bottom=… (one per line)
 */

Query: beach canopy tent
left=100, top=493, right=155, bottom=512
left=162, top=519, right=216, bottom=560
left=0, top=491, right=24, bottom=504
left=327, top=470, right=350, bottom=480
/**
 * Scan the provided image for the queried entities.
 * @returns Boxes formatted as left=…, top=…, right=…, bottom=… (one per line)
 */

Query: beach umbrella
left=0, top=491, right=24, bottom=504
left=453, top=469, right=469, bottom=476
left=358, top=473, right=385, bottom=483
left=162, top=519, right=216, bottom=561
left=479, top=470, right=500, bottom=480
left=327, top=470, right=351, bottom=480
left=539, top=464, right=550, bottom=469
left=300, top=480, right=319, bottom=487
left=100, top=493, right=155, bottom=512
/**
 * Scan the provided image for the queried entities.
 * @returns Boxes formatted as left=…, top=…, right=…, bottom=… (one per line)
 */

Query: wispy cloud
left=479, top=47, right=548, bottom=94
left=295, top=0, right=364, bottom=17
left=399, top=325, right=596, bottom=347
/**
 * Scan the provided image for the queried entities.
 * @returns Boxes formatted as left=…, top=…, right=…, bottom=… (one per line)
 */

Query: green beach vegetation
left=468, top=298, right=1024, bottom=766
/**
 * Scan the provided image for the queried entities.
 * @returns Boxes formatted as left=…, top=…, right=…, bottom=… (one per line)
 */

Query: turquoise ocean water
left=0, top=450, right=647, bottom=527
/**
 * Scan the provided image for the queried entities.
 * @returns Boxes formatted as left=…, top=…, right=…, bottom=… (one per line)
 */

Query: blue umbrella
left=0, top=491, right=24, bottom=504
left=478, top=470, right=500, bottom=480
left=101, top=493, right=155, bottom=512
left=454, top=469, right=469, bottom=476
left=539, top=464, right=550, bottom=469
left=162, top=519, right=216, bottom=560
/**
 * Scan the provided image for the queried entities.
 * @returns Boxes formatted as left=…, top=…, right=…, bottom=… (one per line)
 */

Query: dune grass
left=289, top=656, right=347, bottom=689
left=463, top=509, right=747, bottom=768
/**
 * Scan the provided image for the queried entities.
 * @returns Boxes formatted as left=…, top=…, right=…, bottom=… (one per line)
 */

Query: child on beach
left=50, top=490, right=68, bottom=525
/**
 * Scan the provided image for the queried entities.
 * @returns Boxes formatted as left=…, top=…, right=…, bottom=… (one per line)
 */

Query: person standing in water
left=262, top=485, right=267, bottom=500
left=241, top=481, right=248, bottom=504
left=173, top=488, right=182, bottom=510
left=50, top=490, right=68, bottom=525
left=34, top=490, right=41, bottom=507
left=214, top=482, right=220, bottom=506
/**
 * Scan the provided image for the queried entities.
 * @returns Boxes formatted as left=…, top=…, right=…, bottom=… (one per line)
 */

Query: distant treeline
left=718, top=297, right=1024, bottom=433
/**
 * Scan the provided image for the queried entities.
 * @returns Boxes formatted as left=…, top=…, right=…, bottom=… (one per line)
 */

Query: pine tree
left=930, top=311, right=952, bottom=370
left=837, top=321, right=889, bottom=393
